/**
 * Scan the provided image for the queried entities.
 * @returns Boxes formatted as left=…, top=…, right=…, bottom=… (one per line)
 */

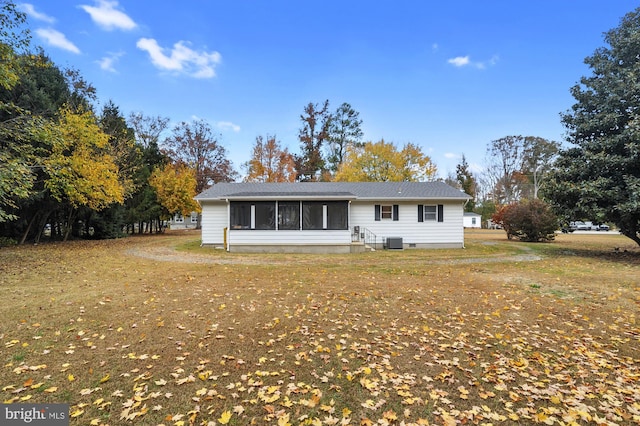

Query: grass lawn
left=1, top=229, right=638, bottom=425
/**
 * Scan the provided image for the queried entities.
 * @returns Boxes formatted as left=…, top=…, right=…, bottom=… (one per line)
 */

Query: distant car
left=570, top=221, right=588, bottom=231
left=597, top=224, right=610, bottom=231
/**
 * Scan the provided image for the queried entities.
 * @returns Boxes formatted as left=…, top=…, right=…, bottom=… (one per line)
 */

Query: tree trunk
left=19, top=212, right=39, bottom=245
left=63, top=209, right=75, bottom=242
left=33, top=211, right=52, bottom=244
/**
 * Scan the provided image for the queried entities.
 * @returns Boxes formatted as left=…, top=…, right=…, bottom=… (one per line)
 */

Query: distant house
left=463, top=212, right=482, bottom=228
left=195, top=182, right=471, bottom=253
left=169, top=212, right=198, bottom=230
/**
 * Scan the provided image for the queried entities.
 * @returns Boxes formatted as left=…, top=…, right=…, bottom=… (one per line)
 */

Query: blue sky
left=17, top=1, right=639, bottom=179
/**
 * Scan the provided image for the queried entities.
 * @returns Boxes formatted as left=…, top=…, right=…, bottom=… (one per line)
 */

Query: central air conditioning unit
left=386, top=237, right=403, bottom=250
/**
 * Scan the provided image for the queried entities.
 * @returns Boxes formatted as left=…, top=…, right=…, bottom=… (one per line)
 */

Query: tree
left=44, top=107, right=125, bottom=240
left=483, top=135, right=526, bottom=204
left=163, top=119, right=237, bottom=193
left=126, top=112, right=170, bottom=234
left=244, top=135, right=296, bottom=182
left=99, top=101, right=139, bottom=197
left=0, top=52, right=72, bottom=241
left=544, top=8, right=640, bottom=246
left=89, top=101, right=140, bottom=238
left=296, top=100, right=332, bottom=181
left=0, top=0, right=30, bottom=91
left=128, top=112, right=169, bottom=150
left=455, top=155, right=477, bottom=211
left=326, top=102, right=363, bottom=173
left=492, top=199, right=558, bottom=242
left=335, top=139, right=437, bottom=182
left=0, top=1, right=34, bottom=223
left=521, top=137, right=560, bottom=199
left=149, top=163, right=200, bottom=219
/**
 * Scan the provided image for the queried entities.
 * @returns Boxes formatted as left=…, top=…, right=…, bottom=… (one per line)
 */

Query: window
left=471, top=217, right=477, bottom=225
left=174, top=213, right=184, bottom=223
left=418, top=204, right=444, bottom=222
left=302, top=202, right=324, bottom=230
left=375, top=204, right=399, bottom=221
left=326, top=201, right=348, bottom=230
left=231, top=200, right=348, bottom=231
left=424, top=205, right=437, bottom=221
left=278, top=201, right=300, bottom=230
left=302, top=201, right=349, bottom=230
left=191, top=212, right=198, bottom=223
left=381, top=205, right=393, bottom=219
left=230, top=202, right=251, bottom=229
left=254, top=202, right=275, bottom=229
left=230, top=202, right=275, bottom=230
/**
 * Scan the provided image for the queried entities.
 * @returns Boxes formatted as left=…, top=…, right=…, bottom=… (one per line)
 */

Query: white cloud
left=447, top=54, right=499, bottom=69
left=432, top=43, right=439, bottom=52
left=448, top=56, right=470, bottom=67
left=216, top=121, right=241, bottom=132
left=35, top=28, right=80, bottom=54
left=444, top=152, right=460, bottom=160
left=79, top=0, right=136, bottom=31
left=96, top=51, right=124, bottom=73
left=19, top=3, right=55, bottom=23
left=136, top=38, right=222, bottom=79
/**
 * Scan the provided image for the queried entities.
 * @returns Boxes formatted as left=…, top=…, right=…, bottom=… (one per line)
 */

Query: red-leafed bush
left=492, top=199, right=558, bottom=242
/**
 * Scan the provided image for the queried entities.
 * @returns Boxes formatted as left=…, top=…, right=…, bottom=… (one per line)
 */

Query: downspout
left=462, top=200, right=468, bottom=248
left=225, top=199, right=230, bottom=252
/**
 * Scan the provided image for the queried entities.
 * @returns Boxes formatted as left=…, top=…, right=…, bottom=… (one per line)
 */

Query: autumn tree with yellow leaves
left=335, top=139, right=438, bottom=182
left=44, top=108, right=125, bottom=240
left=149, top=162, right=201, bottom=221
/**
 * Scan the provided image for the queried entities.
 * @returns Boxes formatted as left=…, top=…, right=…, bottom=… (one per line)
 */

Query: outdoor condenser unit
left=386, top=237, right=403, bottom=250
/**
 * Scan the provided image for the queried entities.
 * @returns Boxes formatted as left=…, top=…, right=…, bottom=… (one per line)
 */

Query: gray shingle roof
left=196, top=182, right=470, bottom=201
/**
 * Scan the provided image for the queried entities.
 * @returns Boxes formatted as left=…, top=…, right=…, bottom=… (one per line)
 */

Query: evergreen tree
left=545, top=7, right=640, bottom=246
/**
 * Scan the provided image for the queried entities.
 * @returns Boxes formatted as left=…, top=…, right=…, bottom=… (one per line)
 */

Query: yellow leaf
left=277, top=412, right=291, bottom=426
left=70, top=409, right=84, bottom=418
left=68, top=374, right=75, bottom=382
left=44, top=387, right=58, bottom=393
left=99, top=374, right=110, bottom=383
left=218, top=410, right=232, bottom=424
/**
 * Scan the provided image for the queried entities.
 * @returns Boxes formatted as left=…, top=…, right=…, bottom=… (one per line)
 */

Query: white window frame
left=381, top=204, right=393, bottom=220
left=423, top=205, right=437, bottom=221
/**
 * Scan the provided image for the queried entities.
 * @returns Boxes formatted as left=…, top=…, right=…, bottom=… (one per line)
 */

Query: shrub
left=0, top=237, right=17, bottom=247
left=492, top=199, right=558, bottom=242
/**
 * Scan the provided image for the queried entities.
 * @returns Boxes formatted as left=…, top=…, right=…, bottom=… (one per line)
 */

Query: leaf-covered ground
left=1, top=230, right=638, bottom=425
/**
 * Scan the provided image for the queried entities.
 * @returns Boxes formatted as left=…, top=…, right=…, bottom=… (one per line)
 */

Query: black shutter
left=374, top=204, right=381, bottom=221
left=418, top=205, right=423, bottom=222
left=437, top=204, right=444, bottom=222
left=392, top=205, right=399, bottom=221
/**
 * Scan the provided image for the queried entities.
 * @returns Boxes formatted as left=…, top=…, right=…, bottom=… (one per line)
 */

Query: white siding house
left=195, top=182, right=471, bottom=253
left=169, top=212, right=198, bottom=230
left=463, top=212, right=482, bottom=228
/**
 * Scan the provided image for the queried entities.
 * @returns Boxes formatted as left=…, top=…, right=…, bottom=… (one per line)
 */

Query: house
left=463, top=212, right=482, bottom=228
left=169, top=212, right=198, bottom=230
left=195, top=182, right=471, bottom=253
